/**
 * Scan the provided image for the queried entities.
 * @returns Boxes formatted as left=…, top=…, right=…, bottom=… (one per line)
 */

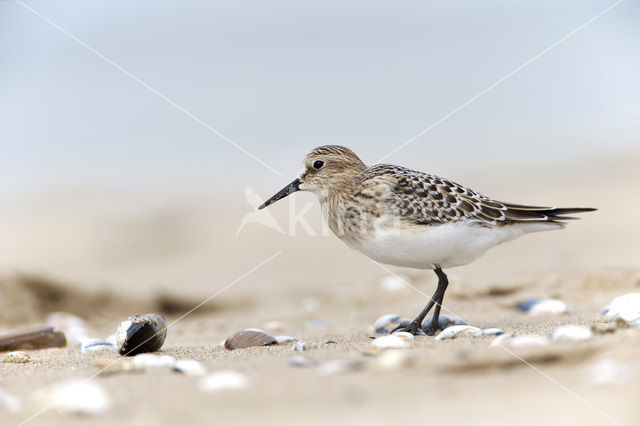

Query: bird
left=258, top=145, right=595, bottom=335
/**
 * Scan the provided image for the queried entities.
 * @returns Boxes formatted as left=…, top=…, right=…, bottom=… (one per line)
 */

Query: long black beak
left=258, top=178, right=301, bottom=209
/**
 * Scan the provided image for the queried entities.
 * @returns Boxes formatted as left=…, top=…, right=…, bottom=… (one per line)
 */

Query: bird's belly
left=351, top=222, right=516, bottom=269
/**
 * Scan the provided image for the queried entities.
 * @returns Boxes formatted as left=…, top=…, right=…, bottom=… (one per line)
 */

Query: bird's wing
left=355, top=165, right=594, bottom=226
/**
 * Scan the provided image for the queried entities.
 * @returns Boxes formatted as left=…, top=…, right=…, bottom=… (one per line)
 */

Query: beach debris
left=601, top=293, right=640, bottom=325
left=0, top=325, right=66, bottom=351
left=318, top=359, right=363, bottom=375
left=371, top=332, right=414, bottom=350
left=274, top=335, right=297, bottom=345
left=477, top=328, right=505, bottom=337
left=379, top=274, right=410, bottom=291
left=422, top=314, right=468, bottom=330
left=172, top=359, right=207, bottom=377
left=435, top=325, right=481, bottom=341
left=294, top=340, right=321, bottom=351
left=116, top=314, right=167, bottom=356
left=372, top=314, right=411, bottom=334
left=80, top=339, right=116, bottom=354
left=199, top=370, right=249, bottom=392
left=288, top=355, right=317, bottom=367
left=0, top=386, right=22, bottom=413
left=262, top=321, right=288, bottom=334
left=224, top=329, right=276, bottom=350
left=35, top=380, right=110, bottom=415
left=518, top=298, right=572, bottom=316
left=550, top=325, right=593, bottom=343
left=45, top=312, right=87, bottom=347
left=2, top=351, right=30, bottom=363
left=490, top=334, right=549, bottom=348
left=588, top=358, right=637, bottom=386
left=376, top=349, right=414, bottom=371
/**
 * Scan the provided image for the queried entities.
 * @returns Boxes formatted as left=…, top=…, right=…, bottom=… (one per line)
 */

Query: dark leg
left=391, top=266, right=449, bottom=336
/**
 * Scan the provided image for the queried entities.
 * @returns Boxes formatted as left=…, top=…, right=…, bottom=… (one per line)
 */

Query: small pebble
left=274, top=335, right=297, bottom=345
left=172, top=359, right=207, bottom=377
left=2, top=351, right=30, bottom=363
left=288, top=355, right=317, bottom=367
left=372, top=314, right=410, bottom=334
left=549, top=325, right=593, bottom=343
left=422, top=314, right=468, bottom=330
left=0, top=386, right=21, bottom=413
left=435, top=325, right=481, bottom=341
left=224, top=329, right=276, bottom=350
left=116, top=314, right=167, bottom=356
left=376, top=350, right=414, bottom=371
left=199, top=370, right=249, bottom=392
left=35, top=380, right=110, bottom=415
left=518, top=298, right=572, bottom=316
left=294, top=341, right=321, bottom=351
left=131, top=354, right=175, bottom=369
left=477, top=328, right=505, bottom=337
left=81, top=339, right=116, bottom=354
left=379, top=274, right=410, bottom=291
left=318, top=359, right=362, bottom=375
left=371, top=333, right=413, bottom=349
left=490, top=334, right=549, bottom=348
left=602, top=293, right=640, bottom=324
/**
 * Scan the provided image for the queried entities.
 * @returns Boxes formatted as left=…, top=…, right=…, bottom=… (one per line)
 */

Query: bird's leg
left=390, top=266, right=449, bottom=336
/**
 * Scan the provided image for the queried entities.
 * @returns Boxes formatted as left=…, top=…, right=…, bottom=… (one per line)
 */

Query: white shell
left=2, top=351, right=30, bottom=363
left=602, top=293, right=640, bottom=324
left=371, top=333, right=413, bottom=349
left=274, top=336, right=297, bottom=344
left=372, top=314, right=409, bottom=334
left=490, top=334, right=549, bottom=348
left=549, top=325, right=593, bottom=343
left=172, top=359, right=207, bottom=377
left=131, top=354, right=175, bottom=369
left=199, top=370, right=249, bottom=392
left=478, top=328, right=505, bottom=336
left=36, top=380, right=110, bottom=415
left=379, top=274, right=409, bottom=292
left=527, top=299, right=572, bottom=316
left=0, top=386, right=21, bottom=413
left=375, top=350, right=414, bottom=371
left=80, top=339, right=116, bottom=354
left=435, top=325, right=481, bottom=340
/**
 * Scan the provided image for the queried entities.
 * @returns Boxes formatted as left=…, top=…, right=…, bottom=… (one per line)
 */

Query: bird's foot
left=422, top=323, right=439, bottom=336
left=390, top=320, right=422, bottom=336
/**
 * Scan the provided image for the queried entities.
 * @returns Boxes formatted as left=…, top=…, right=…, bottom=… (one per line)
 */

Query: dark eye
left=312, top=160, right=325, bottom=170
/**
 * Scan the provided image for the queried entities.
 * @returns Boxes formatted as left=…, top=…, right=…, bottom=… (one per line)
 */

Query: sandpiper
left=259, top=145, right=595, bottom=335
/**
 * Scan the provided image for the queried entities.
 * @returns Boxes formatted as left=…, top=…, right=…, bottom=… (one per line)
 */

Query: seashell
left=0, top=325, right=66, bottom=351
left=422, top=314, right=468, bottom=331
left=549, top=325, right=593, bottom=343
left=116, top=314, right=167, bottom=356
left=199, top=370, right=249, bottom=392
left=601, top=293, right=640, bottom=324
left=371, top=332, right=413, bottom=349
left=35, top=380, right=110, bottom=415
left=376, top=349, right=414, bottom=371
left=2, top=351, right=30, bottom=363
left=288, top=355, right=317, bottom=367
left=588, top=358, right=637, bottom=386
left=294, top=341, right=320, bottom=351
left=81, top=339, right=116, bottom=354
left=172, top=359, right=207, bottom=377
left=45, top=312, right=87, bottom=347
left=224, top=329, right=276, bottom=350
left=490, top=334, right=549, bottom=348
left=274, top=335, right=297, bottom=345
left=435, top=325, right=481, bottom=341
left=379, top=274, right=410, bottom=291
left=477, top=328, right=504, bottom=337
left=518, top=298, right=572, bottom=316
left=131, top=353, right=175, bottom=369
left=372, top=314, right=411, bottom=334
left=318, top=359, right=363, bottom=375
left=0, top=386, right=22, bottom=413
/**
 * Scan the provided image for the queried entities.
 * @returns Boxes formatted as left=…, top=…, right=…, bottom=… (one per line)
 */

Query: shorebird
left=259, top=146, right=595, bottom=335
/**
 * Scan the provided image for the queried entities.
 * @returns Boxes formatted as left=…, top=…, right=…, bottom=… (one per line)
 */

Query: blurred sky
left=1, top=0, right=638, bottom=202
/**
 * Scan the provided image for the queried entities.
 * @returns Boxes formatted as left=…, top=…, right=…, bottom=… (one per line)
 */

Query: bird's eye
left=312, top=160, right=325, bottom=170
